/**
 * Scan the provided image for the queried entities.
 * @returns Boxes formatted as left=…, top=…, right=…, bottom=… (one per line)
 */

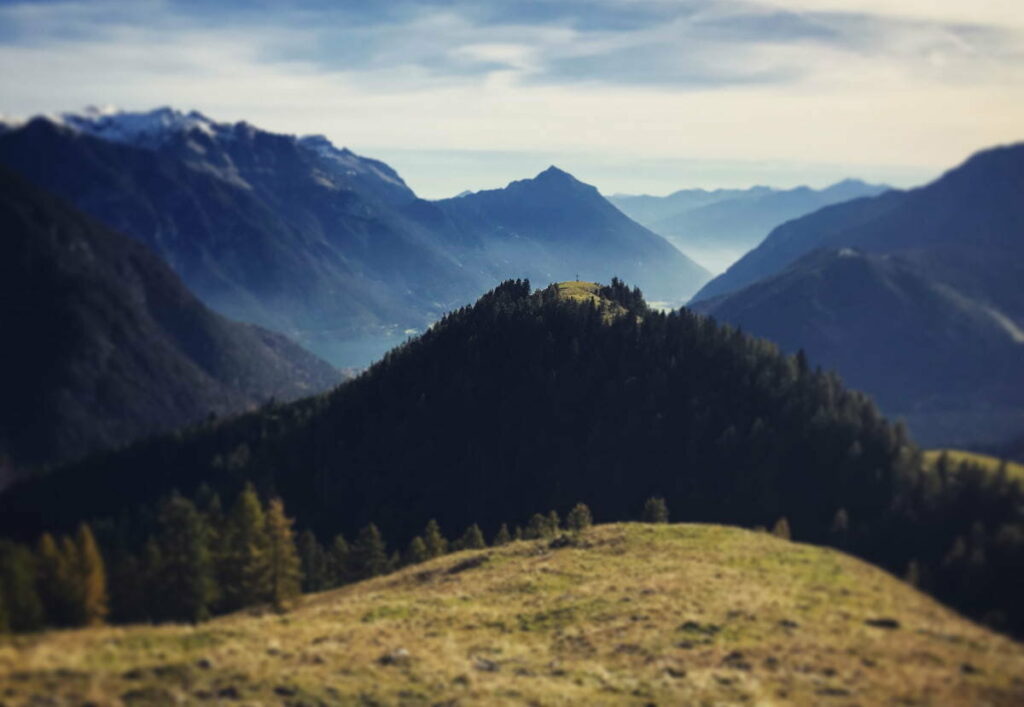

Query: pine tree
left=198, top=489, right=227, bottom=611
left=75, top=524, right=108, bottom=626
left=423, top=519, right=448, bottom=558
left=107, top=551, right=147, bottom=624
left=327, top=534, right=351, bottom=587
left=0, top=541, right=44, bottom=632
left=297, top=530, right=328, bottom=593
left=222, top=483, right=269, bottom=610
left=514, top=526, right=524, bottom=541
left=0, top=582, right=8, bottom=634
left=772, top=517, right=792, bottom=541
left=403, top=536, right=429, bottom=566
left=351, top=524, right=388, bottom=579
left=142, top=537, right=163, bottom=620
left=456, top=524, right=486, bottom=551
left=526, top=513, right=550, bottom=539
left=493, top=524, right=512, bottom=546
left=58, top=535, right=84, bottom=625
left=547, top=510, right=561, bottom=534
left=154, top=493, right=216, bottom=623
left=36, top=533, right=74, bottom=626
left=566, top=503, right=593, bottom=532
left=642, top=497, right=669, bottom=523
left=264, top=498, right=302, bottom=610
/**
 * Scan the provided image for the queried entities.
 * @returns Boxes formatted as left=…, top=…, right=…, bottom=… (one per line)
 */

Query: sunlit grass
left=924, top=448, right=1024, bottom=483
left=1, top=523, right=1022, bottom=705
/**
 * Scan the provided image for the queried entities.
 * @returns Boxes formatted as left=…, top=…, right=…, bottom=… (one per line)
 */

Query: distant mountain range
left=609, top=180, right=888, bottom=273
left=0, top=166, right=341, bottom=472
left=692, top=143, right=1024, bottom=447
left=0, top=108, right=707, bottom=367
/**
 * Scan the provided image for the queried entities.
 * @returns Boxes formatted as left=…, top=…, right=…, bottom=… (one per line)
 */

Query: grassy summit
left=2, top=524, right=1021, bottom=705
left=552, top=280, right=631, bottom=321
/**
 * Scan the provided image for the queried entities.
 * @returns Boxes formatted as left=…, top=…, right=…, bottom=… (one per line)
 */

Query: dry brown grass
left=1, top=523, right=1022, bottom=705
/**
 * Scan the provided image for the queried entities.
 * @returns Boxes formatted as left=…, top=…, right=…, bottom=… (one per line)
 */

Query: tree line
left=0, top=480, right=621, bottom=632
left=1, top=279, right=1022, bottom=636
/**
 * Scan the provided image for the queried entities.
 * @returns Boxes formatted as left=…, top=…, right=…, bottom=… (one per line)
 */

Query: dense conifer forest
left=1, top=280, right=1022, bottom=636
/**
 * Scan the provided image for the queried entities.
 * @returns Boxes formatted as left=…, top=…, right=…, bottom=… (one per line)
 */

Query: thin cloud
left=0, top=0, right=1021, bottom=196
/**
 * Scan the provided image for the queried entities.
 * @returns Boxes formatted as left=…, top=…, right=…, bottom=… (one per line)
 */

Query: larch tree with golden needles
left=223, top=483, right=269, bottom=611
left=264, top=498, right=302, bottom=610
left=75, top=524, right=108, bottom=626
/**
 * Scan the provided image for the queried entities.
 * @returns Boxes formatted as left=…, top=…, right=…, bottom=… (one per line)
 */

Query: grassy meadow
left=1, top=523, right=1022, bottom=705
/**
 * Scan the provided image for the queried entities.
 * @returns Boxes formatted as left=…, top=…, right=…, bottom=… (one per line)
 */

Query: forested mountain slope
left=2, top=280, right=1021, bottom=635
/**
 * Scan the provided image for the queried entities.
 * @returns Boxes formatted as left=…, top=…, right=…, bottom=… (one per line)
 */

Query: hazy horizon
left=2, top=0, right=1021, bottom=198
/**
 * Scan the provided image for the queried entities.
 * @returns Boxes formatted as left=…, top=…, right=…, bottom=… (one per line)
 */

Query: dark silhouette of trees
left=642, top=497, right=669, bottom=524
left=567, top=503, right=593, bottom=531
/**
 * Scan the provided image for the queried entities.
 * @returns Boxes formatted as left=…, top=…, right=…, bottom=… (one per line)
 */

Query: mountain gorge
left=0, top=108, right=706, bottom=367
left=609, top=180, right=888, bottom=272
left=0, top=167, right=341, bottom=471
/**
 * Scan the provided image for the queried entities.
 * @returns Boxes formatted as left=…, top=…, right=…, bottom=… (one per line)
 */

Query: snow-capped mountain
left=56, top=105, right=221, bottom=147
left=0, top=107, right=705, bottom=367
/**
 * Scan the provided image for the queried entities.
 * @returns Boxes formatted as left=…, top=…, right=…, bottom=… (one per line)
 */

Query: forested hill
left=2, top=280, right=1022, bottom=634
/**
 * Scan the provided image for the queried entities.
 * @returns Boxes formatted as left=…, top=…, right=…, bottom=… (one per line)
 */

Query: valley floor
left=1, top=524, right=1022, bottom=705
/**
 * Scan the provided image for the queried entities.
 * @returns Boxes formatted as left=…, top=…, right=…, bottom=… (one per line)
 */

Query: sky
left=0, top=0, right=1022, bottom=198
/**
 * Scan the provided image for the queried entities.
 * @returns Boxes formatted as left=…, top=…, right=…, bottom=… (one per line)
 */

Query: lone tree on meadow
left=772, top=517, right=792, bottom=541
left=642, top=497, right=669, bottom=524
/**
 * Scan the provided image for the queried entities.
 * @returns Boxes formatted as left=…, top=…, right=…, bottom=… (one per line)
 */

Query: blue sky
left=1, top=0, right=1022, bottom=197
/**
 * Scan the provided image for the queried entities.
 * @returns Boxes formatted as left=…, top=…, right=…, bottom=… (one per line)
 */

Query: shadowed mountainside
left=0, top=166, right=341, bottom=470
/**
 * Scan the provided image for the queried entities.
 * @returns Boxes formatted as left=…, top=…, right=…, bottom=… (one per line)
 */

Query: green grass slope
left=924, top=449, right=1024, bottom=484
left=2, top=524, right=1022, bottom=705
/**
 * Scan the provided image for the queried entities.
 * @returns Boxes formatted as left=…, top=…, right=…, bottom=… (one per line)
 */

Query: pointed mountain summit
left=0, top=109, right=714, bottom=365
left=425, top=166, right=711, bottom=302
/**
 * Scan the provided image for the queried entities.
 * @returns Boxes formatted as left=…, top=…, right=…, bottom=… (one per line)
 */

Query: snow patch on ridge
left=56, top=106, right=220, bottom=147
